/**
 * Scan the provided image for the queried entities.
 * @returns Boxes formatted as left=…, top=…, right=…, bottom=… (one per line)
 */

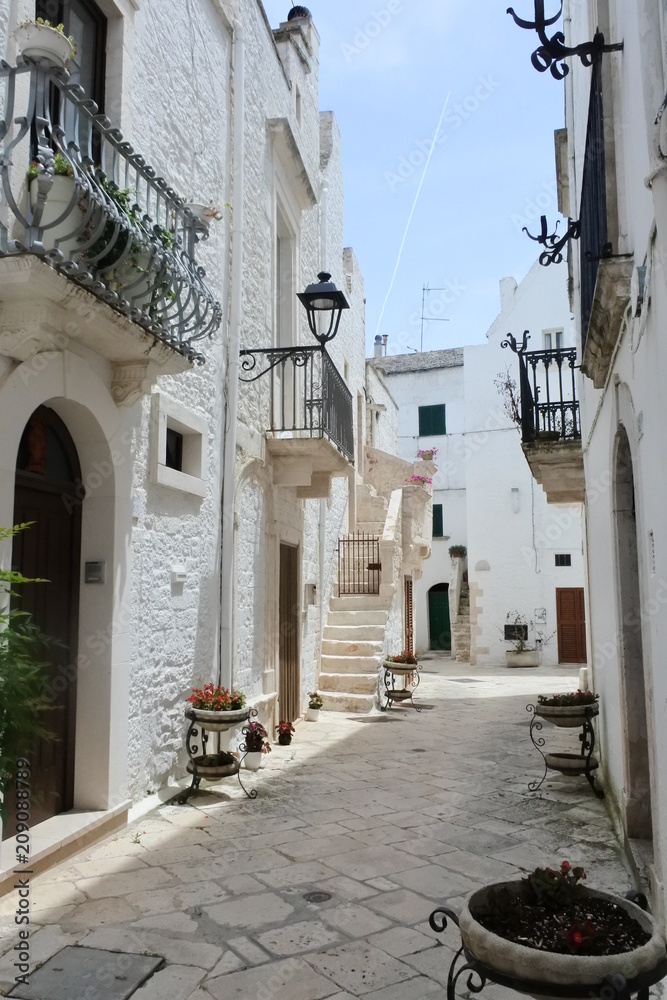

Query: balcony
left=579, top=57, right=632, bottom=388
left=515, top=348, right=585, bottom=504
left=0, top=58, right=221, bottom=383
left=240, top=346, right=354, bottom=497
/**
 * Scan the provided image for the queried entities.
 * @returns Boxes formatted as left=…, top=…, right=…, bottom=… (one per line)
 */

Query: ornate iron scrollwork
left=501, top=330, right=530, bottom=355
left=507, top=1, right=623, bottom=79
left=523, top=215, right=581, bottom=266
left=239, top=346, right=314, bottom=383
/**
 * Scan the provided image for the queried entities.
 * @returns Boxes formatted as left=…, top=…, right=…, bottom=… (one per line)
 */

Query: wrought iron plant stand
left=427, top=904, right=667, bottom=1000
left=380, top=662, right=422, bottom=712
left=178, top=708, right=259, bottom=804
left=527, top=703, right=604, bottom=799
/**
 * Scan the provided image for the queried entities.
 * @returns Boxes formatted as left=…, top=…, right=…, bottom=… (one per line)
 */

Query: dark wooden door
left=279, top=544, right=299, bottom=723
left=3, top=407, right=81, bottom=839
left=428, top=584, right=451, bottom=651
left=557, top=588, right=587, bottom=663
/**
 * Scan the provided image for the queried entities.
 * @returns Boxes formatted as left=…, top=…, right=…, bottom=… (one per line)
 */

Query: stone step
left=331, top=596, right=390, bottom=612
left=321, top=639, right=384, bottom=657
left=323, top=625, right=385, bottom=642
left=320, top=691, right=376, bottom=713
left=319, top=672, right=378, bottom=694
left=327, top=610, right=388, bottom=626
left=321, top=654, right=381, bottom=673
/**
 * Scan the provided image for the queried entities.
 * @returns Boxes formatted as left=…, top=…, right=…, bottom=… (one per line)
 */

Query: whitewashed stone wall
left=365, top=363, right=399, bottom=455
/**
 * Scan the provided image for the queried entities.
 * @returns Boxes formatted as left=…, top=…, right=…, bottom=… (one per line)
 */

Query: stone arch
left=613, top=412, right=652, bottom=840
left=0, top=351, right=132, bottom=821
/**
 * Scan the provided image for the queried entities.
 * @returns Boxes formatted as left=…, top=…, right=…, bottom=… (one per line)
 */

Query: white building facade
left=0, top=0, right=399, bottom=876
left=535, top=0, right=667, bottom=916
left=373, top=260, right=586, bottom=668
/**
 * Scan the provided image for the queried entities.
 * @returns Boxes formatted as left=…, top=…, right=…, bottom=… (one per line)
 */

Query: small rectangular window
left=419, top=404, right=446, bottom=436
left=165, top=428, right=183, bottom=471
left=555, top=553, right=572, bottom=567
left=433, top=504, right=444, bottom=538
left=505, top=624, right=528, bottom=642
left=555, top=330, right=563, bottom=349
left=544, top=332, right=552, bottom=351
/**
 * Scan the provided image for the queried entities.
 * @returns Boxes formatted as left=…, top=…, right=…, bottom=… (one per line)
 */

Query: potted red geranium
left=276, top=721, right=295, bottom=746
left=185, top=684, right=249, bottom=731
left=241, top=721, right=271, bottom=770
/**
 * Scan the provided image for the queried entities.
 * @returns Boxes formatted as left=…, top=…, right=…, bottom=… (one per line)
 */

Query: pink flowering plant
left=186, top=684, right=246, bottom=711
left=406, top=474, right=432, bottom=486
left=243, top=721, right=271, bottom=754
left=417, top=448, right=438, bottom=458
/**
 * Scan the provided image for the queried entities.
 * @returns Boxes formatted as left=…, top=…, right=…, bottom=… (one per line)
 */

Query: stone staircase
left=319, top=484, right=390, bottom=712
left=452, top=582, right=471, bottom=662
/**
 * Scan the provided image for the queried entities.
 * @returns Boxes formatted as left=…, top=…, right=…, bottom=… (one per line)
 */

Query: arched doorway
left=614, top=425, right=652, bottom=840
left=428, top=583, right=451, bottom=651
left=3, top=406, right=82, bottom=838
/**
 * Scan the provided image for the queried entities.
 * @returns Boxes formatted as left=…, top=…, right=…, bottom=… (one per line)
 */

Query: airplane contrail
left=374, top=94, right=451, bottom=341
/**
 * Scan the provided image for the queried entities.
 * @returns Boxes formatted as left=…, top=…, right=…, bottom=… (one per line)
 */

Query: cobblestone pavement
left=0, top=657, right=635, bottom=999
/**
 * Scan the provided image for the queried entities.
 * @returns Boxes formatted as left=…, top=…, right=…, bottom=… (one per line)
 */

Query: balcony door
left=3, top=406, right=82, bottom=838
left=278, top=543, right=300, bottom=723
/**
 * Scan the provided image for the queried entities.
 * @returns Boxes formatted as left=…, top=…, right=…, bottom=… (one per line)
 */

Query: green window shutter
left=433, top=504, right=443, bottom=537
left=419, top=404, right=446, bottom=436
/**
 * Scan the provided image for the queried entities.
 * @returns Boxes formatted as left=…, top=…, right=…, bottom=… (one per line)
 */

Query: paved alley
left=0, top=659, right=634, bottom=999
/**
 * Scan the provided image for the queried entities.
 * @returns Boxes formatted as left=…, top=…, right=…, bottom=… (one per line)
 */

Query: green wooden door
left=429, top=586, right=451, bottom=651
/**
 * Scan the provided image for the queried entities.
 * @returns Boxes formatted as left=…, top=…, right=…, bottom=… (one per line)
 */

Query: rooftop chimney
left=374, top=335, right=383, bottom=358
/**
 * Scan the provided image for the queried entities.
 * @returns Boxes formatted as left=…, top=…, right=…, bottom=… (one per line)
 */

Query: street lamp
left=297, top=272, right=350, bottom=346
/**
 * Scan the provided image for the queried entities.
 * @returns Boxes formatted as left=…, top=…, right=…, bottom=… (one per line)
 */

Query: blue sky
left=262, top=1, right=566, bottom=353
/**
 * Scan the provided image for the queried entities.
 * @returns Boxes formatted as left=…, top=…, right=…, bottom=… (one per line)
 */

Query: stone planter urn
left=458, top=882, right=666, bottom=996
left=15, top=21, right=74, bottom=68
left=185, top=706, right=251, bottom=733
left=536, top=702, right=598, bottom=728
left=505, top=650, right=539, bottom=668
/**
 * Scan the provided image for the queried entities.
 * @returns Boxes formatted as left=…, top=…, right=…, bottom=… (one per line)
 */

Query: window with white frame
left=543, top=329, right=564, bottom=351
left=151, top=394, right=207, bottom=498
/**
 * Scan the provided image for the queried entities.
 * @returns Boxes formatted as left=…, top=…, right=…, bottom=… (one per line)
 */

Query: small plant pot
left=506, top=650, right=539, bottom=668
left=29, top=176, right=81, bottom=255
left=278, top=734, right=292, bottom=746
left=419, top=451, right=435, bottom=461
left=306, top=707, right=320, bottom=722
left=243, top=751, right=263, bottom=771
left=15, top=22, right=74, bottom=68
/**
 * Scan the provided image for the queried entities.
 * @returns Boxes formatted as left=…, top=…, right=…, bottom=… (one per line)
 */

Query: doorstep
left=0, top=800, right=130, bottom=897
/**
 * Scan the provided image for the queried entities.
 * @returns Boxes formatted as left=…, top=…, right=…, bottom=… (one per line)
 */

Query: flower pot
left=243, top=751, right=263, bottom=771
left=306, top=707, right=320, bottom=722
left=278, top=734, right=292, bottom=746
left=536, top=703, right=599, bottom=728
left=15, top=22, right=74, bottom=68
left=420, top=451, right=435, bottom=461
left=185, top=706, right=250, bottom=732
left=459, top=882, right=666, bottom=994
left=505, top=650, right=539, bottom=668
left=29, top=176, right=82, bottom=256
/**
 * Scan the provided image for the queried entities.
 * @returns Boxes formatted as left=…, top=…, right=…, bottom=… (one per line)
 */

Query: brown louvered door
left=557, top=588, right=587, bottom=664
left=404, top=577, right=414, bottom=655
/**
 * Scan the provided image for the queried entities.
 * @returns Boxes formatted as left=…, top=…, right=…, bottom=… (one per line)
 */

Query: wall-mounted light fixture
left=507, top=1, right=623, bottom=80
left=239, top=271, right=350, bottom=382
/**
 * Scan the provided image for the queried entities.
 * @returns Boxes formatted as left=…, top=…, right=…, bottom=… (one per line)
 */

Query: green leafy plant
left=449, top=544, right=467, bottom=558
left=19, top=17, right=76, bottom=56
left=538, top=690, right=599, bottom=707
left=27, top=152, right=74, bottom=181
left=0, top=525, right=54, bottom=816
left=308, top=691, right=323, bottom=710
left=524, top=861, right=587, bottom=908
left=198, top=751, right=236, bottom=767
left=242, top=721, right=271, bottom=754
left=186, top=684, right=246, bottom=711
left=385, top=650, right=418, bottom=665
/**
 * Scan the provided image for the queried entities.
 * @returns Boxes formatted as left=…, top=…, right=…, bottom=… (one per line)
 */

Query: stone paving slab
left=0, top=659, right=640, bottom=999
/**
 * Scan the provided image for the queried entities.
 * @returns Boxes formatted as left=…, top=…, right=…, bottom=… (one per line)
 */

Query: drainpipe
left=318, top=184, right=329, bottom=662
left=219, top=21, right=245, bottom=689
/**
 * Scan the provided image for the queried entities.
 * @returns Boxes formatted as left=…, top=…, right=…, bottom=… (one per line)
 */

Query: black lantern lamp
left=297, top=272, right=350, bottom=346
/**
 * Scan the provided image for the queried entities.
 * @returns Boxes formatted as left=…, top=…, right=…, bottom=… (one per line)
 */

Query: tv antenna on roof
left=420, top=284, right=450, bottom=353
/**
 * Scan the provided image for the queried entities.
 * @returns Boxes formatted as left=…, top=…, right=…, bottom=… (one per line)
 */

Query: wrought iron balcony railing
left=239, top=345, right=354, bottom=463
left=0, top=58, right=222, bottom=363
left=579, top=57, right=608, bottom=348
left=511, top=346, right=581, bottom=445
